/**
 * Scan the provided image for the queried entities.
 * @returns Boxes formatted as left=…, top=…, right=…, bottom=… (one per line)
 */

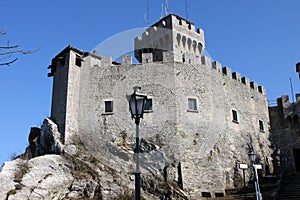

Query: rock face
left=0, top=155, right=73, bottom=200
left=22, top=118, right=63, bottom=159
left=0, top=116, right=192, bottom=200
left=0, top=145, right=185, bottom=200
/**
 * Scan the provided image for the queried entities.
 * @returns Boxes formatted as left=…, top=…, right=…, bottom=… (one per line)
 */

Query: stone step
left=277, top=173, right=300, bottom=200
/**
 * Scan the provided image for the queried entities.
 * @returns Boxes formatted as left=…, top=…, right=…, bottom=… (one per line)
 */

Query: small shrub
left=6, top=189, right=16, bottom=197
left=116, top=190, right=134, bottom=200
left=14, top=162, right=29, bottom=182
left=9, top=152, right=18, bottom=161
left=207, top=156, right=212, bottom=161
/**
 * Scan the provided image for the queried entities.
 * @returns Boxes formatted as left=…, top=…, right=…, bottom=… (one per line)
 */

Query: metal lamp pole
left=134, top=117, right=141, bottom=200
left=249, top=149, right=262, bottom=200
left=129, top=86, right=147, bottom=200
left=239, top=163, right=248, bottom=200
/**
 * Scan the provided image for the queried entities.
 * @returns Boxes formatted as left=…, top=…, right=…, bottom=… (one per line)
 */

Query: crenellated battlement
left=131, top=52, right=266, bottom=95
left=133, top=13, right=266, bottom=96
left=205, top=58, right=266, bottom=95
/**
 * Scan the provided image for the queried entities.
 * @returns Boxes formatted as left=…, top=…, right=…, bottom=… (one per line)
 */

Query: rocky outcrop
left=0, top=117, right=187, bottom=199
left=0, top=155, right=73, bottom=200
left=0, top=147, right=187, bottom=200
left=21, top=118, right=63, bottom=160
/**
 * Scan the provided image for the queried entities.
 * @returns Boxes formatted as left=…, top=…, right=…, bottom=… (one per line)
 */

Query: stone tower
left=134, top=14, right=205, bottom=63
left=48, top=47, right=83, bottom=143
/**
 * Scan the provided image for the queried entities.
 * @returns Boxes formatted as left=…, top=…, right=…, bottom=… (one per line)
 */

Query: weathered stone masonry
left=48, top=14, right=273, bottom=199
left=269, top=95, right=300, bottom=173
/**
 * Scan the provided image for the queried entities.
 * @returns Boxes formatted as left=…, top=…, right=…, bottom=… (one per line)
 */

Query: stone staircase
left=276, top=173, right=300, bottom=200
left=215, top=176, right=280, bottom=200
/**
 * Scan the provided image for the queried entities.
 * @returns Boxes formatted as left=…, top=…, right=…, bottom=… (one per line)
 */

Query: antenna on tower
left=165, top=0, right=169, bottom=15
left=161, top=3, right=164, bottom=18
left=144, top=0, right=150, bottom=24
left=185, top=0, right=189, bottom=20
left=161, top=0, right=169, bottom=18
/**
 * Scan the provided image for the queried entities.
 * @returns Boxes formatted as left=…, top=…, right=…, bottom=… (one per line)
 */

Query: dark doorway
left=293, top=149, right=300, bottom=172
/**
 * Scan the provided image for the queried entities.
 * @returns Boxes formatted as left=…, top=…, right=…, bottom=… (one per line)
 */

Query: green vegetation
left=14, top=161, right=29, bottom=183
left=6, top=189, right=17, bottom=199
left=116, top=190, right=134, bottom=200
left=207, top=156, right=212, bottom=161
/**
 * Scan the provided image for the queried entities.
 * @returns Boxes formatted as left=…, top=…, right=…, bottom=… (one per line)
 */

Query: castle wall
left=48, top=12, right=274, bottom=198
left=50, top=54, right=69, bottom=137
left=64, top=51, right=82, bottom=144
left=172, top=59, right=271, bottom=197
left=269, top=96, right=300, bottom=173
left=77, top=57, right=179, bottom=154
left=49, top=46, right=273, bottom=198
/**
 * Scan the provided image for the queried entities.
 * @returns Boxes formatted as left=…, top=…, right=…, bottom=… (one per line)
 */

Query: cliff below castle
left=0, top=118, right=187, bottom=200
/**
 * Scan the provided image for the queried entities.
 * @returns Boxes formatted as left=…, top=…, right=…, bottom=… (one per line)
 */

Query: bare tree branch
left=0, top=45, right=20, bottom=49
left=0, top=58, right=17, bottom=66
left=0, top=30, right=42, bottom=67
left=0, top=30, right=6, bottom=36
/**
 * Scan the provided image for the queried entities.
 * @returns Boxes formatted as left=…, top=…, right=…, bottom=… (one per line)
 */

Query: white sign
left=239, top=163, right=248, bottom=169
left=254, top=164, right=262, bottom=170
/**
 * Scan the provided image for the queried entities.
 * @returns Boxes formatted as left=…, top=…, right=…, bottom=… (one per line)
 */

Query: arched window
left=198, top=43, right=203, bottom=54
left=176, top=33, right=181, bottom=46
left=182, top=36, right=187, bottom=49
left=187, top=38, right=192, bottom=51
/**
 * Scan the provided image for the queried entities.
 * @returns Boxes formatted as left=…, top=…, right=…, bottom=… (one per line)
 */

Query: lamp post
left=248, top=149, right=262, bottom=200
left=129, top=86, right=147, bottom=200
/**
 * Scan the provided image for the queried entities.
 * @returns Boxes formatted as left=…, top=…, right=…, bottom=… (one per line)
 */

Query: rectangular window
left=232, top=110, right=239, bottom=123
left=144, top=99, right=153, bottom=111
left=104, top=101, right=113, bottom=113
left=57, top=56, right=65, bottom=66
left=259, top=120, right=264, bottom=132
left=75, top=56, right=82, bottom=67
left=188, top=98, right=197, bottom=111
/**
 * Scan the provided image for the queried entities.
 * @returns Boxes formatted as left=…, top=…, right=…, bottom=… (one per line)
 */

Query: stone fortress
left=47, top=14, right=274, bottom=199
left=269, top=95, right=300, bottom=174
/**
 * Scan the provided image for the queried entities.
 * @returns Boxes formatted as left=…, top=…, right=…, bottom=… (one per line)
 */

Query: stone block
left=142, top=53, right=153, bottom=63
left=241, top=77, right=250, bottom=85
left=201, top=56, right=211, bottom=68
left=250, top=81, right=258, bottom=91
left=258, top=85, right=266, bottom=94
left=232, top=72, right=241, bottom=82
left=212, top=61, right=222, bottom=72
left=222, top=67, right=232, bottom=76
left=121, top=55, right=132, bottom=65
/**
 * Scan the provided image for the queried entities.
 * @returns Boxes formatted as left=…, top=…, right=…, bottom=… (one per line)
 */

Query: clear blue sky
left=1, top=0, right=300, bottom=166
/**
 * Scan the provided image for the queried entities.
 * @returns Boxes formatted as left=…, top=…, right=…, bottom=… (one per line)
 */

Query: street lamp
left=249, top=150, right=255, bottom=163
left=248, top=149, right=262, bottom=200
left=129, top=86, right=147, bottom=200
